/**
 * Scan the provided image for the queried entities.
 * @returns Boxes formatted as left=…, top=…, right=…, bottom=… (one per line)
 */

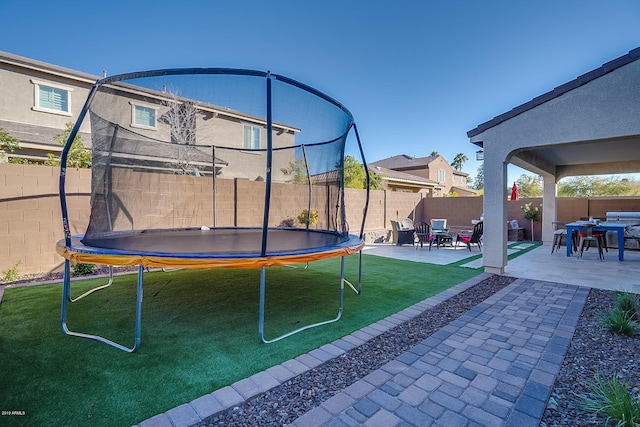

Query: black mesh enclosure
left=60, top=69, right=366, bottom=257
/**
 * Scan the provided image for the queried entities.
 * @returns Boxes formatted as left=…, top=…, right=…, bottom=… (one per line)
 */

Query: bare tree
left=160, top=93, right=202, bottom=175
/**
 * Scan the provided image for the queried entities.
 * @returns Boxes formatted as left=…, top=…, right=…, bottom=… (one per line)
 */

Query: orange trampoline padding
left=56, top=227, right=364, bottom=269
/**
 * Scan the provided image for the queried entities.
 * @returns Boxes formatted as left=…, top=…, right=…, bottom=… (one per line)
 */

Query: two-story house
left=370, top=154, right=476, bottom=197
left=0, top=51, right=96, bottom=163
left=0, top=51, right=298, bottom=182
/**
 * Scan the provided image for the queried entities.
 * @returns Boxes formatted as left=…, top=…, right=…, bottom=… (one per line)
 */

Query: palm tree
left=451, top=152, right=469, bottom=171
left=430, top=151, right=439, bottom=157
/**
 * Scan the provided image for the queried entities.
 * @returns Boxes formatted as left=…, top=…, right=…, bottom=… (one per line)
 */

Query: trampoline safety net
left=60, top=69, right=369, bottom=257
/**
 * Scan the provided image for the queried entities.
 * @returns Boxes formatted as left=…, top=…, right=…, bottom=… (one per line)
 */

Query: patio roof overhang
left=467, top=47, right=640, bottom=274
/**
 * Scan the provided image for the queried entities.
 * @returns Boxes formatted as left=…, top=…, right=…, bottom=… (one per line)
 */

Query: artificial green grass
left=0, top=254, right=481, bottom=426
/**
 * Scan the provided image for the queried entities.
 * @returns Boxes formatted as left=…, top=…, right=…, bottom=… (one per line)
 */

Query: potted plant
left=521, top=202, right=541, bottom=241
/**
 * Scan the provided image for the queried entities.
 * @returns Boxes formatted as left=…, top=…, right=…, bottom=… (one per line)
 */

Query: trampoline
left=57, top=68, right=369, bottom=352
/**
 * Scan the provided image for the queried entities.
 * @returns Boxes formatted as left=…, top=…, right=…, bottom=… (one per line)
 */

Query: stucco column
left=482, top=153, right=508, bottom=274
left=541, top=173, right=557, bottom=245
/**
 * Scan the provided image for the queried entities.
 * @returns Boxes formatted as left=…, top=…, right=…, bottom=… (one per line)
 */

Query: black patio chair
left=456, top=221, right=483, bottom=251
left=391, top=220, right=414, bottom=246
left=414, top=221, right=434, bottom=250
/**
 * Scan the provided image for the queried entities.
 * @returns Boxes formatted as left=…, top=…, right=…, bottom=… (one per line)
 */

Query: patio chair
left=401, top=217, right=414, bottom=230
left=456, top=221, right=483, bottom=251
left=430, top=218, right=453, bottom=248
left=577, top=223, right=604, bottom=261
left=430, top=218, right=447, bottom=233
left=391, top=220, right=414, bottom=246
left=551, top=221, right=567, bottom=254
left=508, top=219, right=525, bottom=241
left=624, top=223, right=640, bottom=247
left=414, top=221, right=434, bottom=250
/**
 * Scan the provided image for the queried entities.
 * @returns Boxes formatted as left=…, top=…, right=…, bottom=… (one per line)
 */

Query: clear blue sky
left=2, top=0, right=639, bottom=184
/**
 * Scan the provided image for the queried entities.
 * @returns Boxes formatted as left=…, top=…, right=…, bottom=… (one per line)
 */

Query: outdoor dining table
left=565, top=221, right=627, bottom=261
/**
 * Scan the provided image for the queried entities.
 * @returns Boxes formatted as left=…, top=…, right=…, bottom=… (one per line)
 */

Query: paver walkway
left=289, top=278, right=589, bottom=427
left=137, top=275, right=589, bottom=427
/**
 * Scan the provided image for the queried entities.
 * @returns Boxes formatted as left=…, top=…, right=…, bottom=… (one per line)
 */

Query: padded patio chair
left=430, top=218, right=453, bottom=248
left=624, top=223, right=640, bottom=247
left=577, top=223, right=604, bottom=261
left=456, top=221, right=483, bottom=251
left=551, top=221, right=567, bottom=254
left=414, top=221, right=434, bottom=250
left=508, top=219, right=525, bottom=241
left=430, top=219, right=447, bottom=233
left=401, top=217, right=414, bottom=230
left=391, top=220, right=414, bottom=246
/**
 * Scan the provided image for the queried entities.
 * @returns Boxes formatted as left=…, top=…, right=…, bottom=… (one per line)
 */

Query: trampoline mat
left=80, top=227, right=350, bottom=256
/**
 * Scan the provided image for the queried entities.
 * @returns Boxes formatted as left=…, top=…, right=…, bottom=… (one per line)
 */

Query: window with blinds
left=132, top=105, right=156, bottom=128
left=243, top=124, right=260, bottom=149
left=32, top=81, right=71, bottom=115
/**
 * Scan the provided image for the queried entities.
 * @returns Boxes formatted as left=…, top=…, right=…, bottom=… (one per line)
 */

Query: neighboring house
left=369, top=154, right=475, bottom=196
left=369, top=165, right=442, bottom=196
left=0, top=51, right=297, bottom=181
left=0, top=51, right=96, bottom=162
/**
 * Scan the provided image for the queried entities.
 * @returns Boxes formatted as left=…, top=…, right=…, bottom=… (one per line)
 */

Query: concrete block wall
left=4, top=163, right=638, bottom=276
left=423, top=196, right=484, bottom=227
left=0, top=163, right=91, bottom=275
left=385, top=191, right=423, bottom=227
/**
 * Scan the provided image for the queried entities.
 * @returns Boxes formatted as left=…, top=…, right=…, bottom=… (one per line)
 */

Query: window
left=32, top=80, right=72, bottom=115
left=131, top=104, right=156, bottom=129
left=438, top=169, right=445, bottom=182
left=243, top=125, right=261, bottom=149
left=452, top=174, right=456, bottom=182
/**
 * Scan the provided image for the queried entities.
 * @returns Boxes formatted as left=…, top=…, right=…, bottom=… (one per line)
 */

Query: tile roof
left=369, top=154, right=437, bottom=169
left=369, top=165, right=440, bottom=186
left=467, top=47, right=640, bottom=140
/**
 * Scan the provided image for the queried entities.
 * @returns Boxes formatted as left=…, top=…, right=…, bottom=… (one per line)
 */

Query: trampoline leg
left=343, top=250, right=363, bottom=295
left=68, top=265, right=114, bottom=303
left=258, top=260, right=345, bottom=344
left=61, top=264, right=143, bottom=353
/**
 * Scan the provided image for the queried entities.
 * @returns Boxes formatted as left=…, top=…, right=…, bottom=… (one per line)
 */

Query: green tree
left=0, top=127, right=20, bottom=154
left=558, top=176, right=631, bottom=197
left=344, top=155, right=382, bottom=189
left=46, top=123, right=91, bottom=168
left=471, top=163, right=484, bottom=190
left=281, top=158, right=310, bottom=184
left=450, top=152, right=469, bottom=171
left=515, top=174, right=543, bottom=197
left=430, top=151, right=439, bottom=157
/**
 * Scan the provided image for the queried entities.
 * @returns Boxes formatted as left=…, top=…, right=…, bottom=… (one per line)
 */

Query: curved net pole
left=260, top=72, right=274, bottom=257
left=301, top=144, right=312, bottom=230
left=348, top=123, right=370, bottom=295
left=59, top=82, right=99, bottom=247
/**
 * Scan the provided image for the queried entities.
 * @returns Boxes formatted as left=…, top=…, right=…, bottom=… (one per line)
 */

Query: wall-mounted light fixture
left=475, top=149, right=484, bottom=161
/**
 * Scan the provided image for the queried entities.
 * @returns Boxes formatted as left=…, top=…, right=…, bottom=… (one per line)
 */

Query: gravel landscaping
left=541, top=288, right=640, bottom=427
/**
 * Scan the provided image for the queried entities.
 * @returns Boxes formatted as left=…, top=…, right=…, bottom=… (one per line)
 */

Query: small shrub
left=615, top=291, right=638, bottom=321
left=600, top=308, right=637, bottom=336
left=575, top=372, right=640, bottom=427
left=279, top=218, right=295, bottom=227
left=72, top=263, right=96, bottom=276
left=2, top=260, right=21, bottom=282
left=296, top=209, right=318, bottom=227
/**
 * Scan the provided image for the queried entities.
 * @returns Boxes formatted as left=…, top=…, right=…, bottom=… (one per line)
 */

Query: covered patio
left=363, top=241, right=640, bottom=293
left=467, top=47, right=640, bottom=274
